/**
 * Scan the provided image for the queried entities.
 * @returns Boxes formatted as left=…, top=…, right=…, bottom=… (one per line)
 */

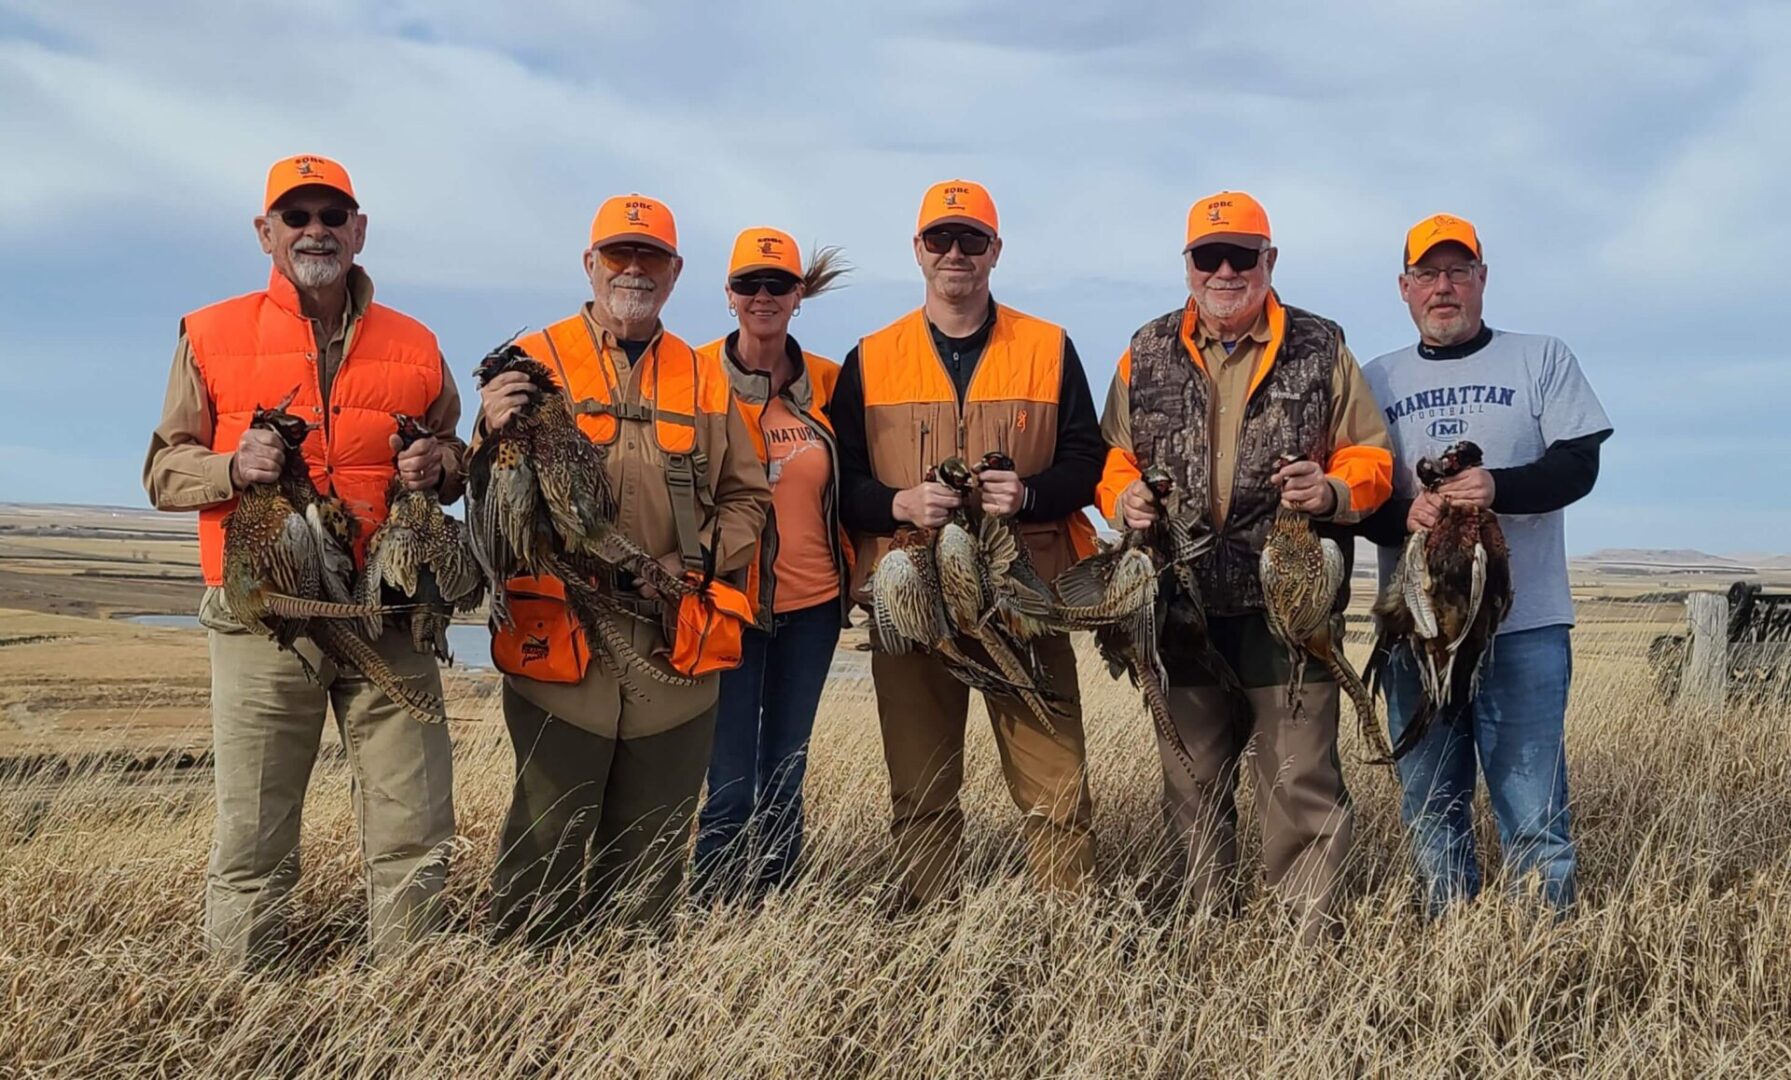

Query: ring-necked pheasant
left=1258, top=454, right=1389, bottom=762
left=220, top=389, right=447, bottom=723
left=464, top=342, right=698, bottom=693
left=871, top=525, right=1063, bottom=711
left=1367, top=440, right=1512, bottom=760
left=357, top=414, right=487, bottom=662
left=1051, top=464, right=1201, bottom=776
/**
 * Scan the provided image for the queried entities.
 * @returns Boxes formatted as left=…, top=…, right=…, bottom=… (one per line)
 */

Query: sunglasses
left=729, top=273, right=799, bottom=297
left=1188, top=243, right=1264, bottom=274
left=921, top=228, right=993, bottom=257
left=597, top=244, right=675, bottom=274
left=277, top=207, right=353, bottom=229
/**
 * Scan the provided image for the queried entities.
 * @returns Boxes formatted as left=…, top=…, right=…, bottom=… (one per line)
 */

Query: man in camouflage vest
left=1095, top=191, right=1393, bottom=941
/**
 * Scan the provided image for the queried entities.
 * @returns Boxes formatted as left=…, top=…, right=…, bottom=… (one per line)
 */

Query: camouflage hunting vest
left=1127, top=295, right=1353, bottom=615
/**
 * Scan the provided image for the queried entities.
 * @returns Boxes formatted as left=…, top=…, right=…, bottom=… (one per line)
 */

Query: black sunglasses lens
left=277, top=207, right=351, bottom=228
left=1190, top=244, right=1261, bottom=273
left=730, top=275, right=797, bottom=297
left=923, top=230, right=991, bottom=256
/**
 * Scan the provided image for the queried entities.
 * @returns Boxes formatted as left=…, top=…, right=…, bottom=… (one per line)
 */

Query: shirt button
left=1219, top=406, right=1227, bottom=414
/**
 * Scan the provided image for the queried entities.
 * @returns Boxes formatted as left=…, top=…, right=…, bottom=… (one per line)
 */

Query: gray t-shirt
left=1364, top=329, right=1611, bottom=635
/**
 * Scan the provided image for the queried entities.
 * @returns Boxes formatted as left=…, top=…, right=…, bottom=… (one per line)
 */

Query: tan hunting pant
left=1158, top=611, right=1353, bottom=943
left=873, top=631, right=1094, bottom=903
left=201, top=589, right=455, bottom=967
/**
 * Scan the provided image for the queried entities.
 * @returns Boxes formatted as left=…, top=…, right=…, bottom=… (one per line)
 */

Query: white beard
left=608, top=279, right=661, bottom=323
left=289, top=253, right=344, bottom=289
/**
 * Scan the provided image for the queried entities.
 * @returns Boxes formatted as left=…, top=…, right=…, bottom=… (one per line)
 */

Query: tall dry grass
left=3, top=617, right=1790, bottom=1077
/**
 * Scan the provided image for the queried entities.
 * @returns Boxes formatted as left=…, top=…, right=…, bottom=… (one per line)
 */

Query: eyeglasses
left=597, top=244, right=674, bottom=274
left=729, top=274, right=799, bottom=297
left=1187, top=243, right=1264, bottom=274
left=277, top=207, right=353, bottom=229
left=1405, top=263, right=1481, bottom=286
left=920, top=228, right=993, bottom=257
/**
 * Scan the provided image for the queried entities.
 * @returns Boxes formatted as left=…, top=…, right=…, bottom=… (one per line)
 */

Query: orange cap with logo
left=1404, top=213, right=1482, bottom=266
left=1185, top=190, right=1271, bottom=251
left=727, top=227, right=803, bottom=278
left=590, top=194, right=679, bottom=254
left=264, top=154, right=357, bottom=212
left=917, top=179, right=999, bottom=236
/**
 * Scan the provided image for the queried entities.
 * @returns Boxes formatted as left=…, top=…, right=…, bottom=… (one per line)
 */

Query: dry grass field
left=3, top=505, right=1790, bottom=1077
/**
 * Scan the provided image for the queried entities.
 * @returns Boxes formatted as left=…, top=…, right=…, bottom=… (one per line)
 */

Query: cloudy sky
left=3, top=1, right=1786, bottom=554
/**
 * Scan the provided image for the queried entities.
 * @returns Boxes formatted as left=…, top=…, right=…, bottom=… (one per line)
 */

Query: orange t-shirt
left=761, top=395, right=839, bottom=613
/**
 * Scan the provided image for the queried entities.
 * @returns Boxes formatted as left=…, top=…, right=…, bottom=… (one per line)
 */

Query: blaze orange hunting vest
left=696, top=337, right=852, bottom=620
left=490, top=314, right=740, bottom=682
left=185, top=269, right=442, bottom=586
left=850, top=305, right=1098, bottom=599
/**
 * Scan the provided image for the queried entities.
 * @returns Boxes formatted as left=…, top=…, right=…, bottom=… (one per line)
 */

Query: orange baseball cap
left=728, top=227, right=803, bottom=278
left=1404, top=213, right=1483, bottom=266
left=589, top=194, right=679, bottom=254
left=1185, top=190, right=1271, bottom=251
left=264, top=154, right=356, bottom=212
left=917, top=179, right=998, bottom=236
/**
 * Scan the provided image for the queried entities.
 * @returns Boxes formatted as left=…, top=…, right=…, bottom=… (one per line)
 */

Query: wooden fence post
left=1679, top=591, right=1728, bottom=714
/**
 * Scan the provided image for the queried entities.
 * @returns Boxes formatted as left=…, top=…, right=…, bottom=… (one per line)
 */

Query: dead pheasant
left=464, top=341, right=697, bottom=692
left=220, top=390, right=446, bottom=723
left=1367, top=441, right=1513, bottom=760
left=928, top=456, right=1069, bottom=734
left=871, top=524, right=1069, bottom=727
left=1258, top=454, right=1389, bottom=762
left=358, top=414, right=487, bottom=662
left=1049, top=465, right=1187, bottom=771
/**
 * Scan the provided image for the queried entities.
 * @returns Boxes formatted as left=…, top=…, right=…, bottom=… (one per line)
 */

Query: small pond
left=125, top=614, right=495, bottom=670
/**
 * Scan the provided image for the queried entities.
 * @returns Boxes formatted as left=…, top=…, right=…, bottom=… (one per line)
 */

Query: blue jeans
left=694, top=599, right=841, bottom=899
left=1385, top=624, right=1577, bottom=916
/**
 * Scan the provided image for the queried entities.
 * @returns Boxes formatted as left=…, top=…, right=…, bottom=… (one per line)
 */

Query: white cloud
left=1, top=0, right=1787, bottom=550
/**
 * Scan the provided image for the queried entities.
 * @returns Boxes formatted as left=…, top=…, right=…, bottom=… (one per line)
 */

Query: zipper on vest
left=305, top=320, right=333, bottom=493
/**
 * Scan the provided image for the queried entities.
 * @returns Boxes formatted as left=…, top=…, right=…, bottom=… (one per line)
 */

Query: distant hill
left=1575, top=549, right=1758, bottom=575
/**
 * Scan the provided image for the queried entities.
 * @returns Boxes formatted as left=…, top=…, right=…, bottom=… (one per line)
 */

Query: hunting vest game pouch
left=491, top=573, right=591, bottom=683
left=664, top=449, right=754, bottom=677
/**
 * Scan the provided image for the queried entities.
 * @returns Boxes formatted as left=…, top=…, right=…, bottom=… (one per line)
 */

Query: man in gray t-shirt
left=1359, top=213, right=1612, bottom=916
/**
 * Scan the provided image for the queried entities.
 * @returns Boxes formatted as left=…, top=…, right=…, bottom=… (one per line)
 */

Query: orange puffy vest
left=490, top=315, right=748, bottom=682
left=849, top=305, right=1098, bottom=599
left=186, top=269, right=442, bottom=586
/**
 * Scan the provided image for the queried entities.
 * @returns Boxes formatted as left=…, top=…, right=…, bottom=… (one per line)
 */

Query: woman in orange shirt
left=693, top=229, right=851, bottom=901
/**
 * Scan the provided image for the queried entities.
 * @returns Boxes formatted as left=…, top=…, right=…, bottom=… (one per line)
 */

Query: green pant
left=201, top=589, right=455, bottom=968
left=1158, top=611, right=1353, bottom=943
left=490, top=684, right=717, bottom=944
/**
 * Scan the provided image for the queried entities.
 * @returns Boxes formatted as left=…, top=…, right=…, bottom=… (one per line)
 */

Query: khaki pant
left=1158, top=612, right=1353, bottom=943
left=873, top=632, right=1094, bottom=903
left=201, top=589, right=455, bottom=967
left=490, top=684, right=716, bottom=945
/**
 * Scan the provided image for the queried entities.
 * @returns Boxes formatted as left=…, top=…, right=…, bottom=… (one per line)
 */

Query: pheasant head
left=934, top=456, right=975, bottom=496
left=249, top=387, right=313, bottom=454
left=392, top=413, right=434, bottom=451
left=473, top=342, right=559, bottom=397
left=1141, top=463, right=1175, bottom=503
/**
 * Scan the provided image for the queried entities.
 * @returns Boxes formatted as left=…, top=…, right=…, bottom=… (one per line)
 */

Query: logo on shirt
left=1384, top=384, right=1516, bottom=425
left=1015, top=409, right=1028, bottom=432
left=1428, top=417, right=1469, bottom=439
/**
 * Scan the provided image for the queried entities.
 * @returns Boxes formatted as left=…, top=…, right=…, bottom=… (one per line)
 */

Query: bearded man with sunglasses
left=1096, top=190, right=1392, bottom=943
left=1358, top=214, right=1611, bottom=916
left=477, top=195, right=770, bottom=942
left=143, top=154, right=465, bottom=967
left=829, top=179, right=1107, bottom=904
